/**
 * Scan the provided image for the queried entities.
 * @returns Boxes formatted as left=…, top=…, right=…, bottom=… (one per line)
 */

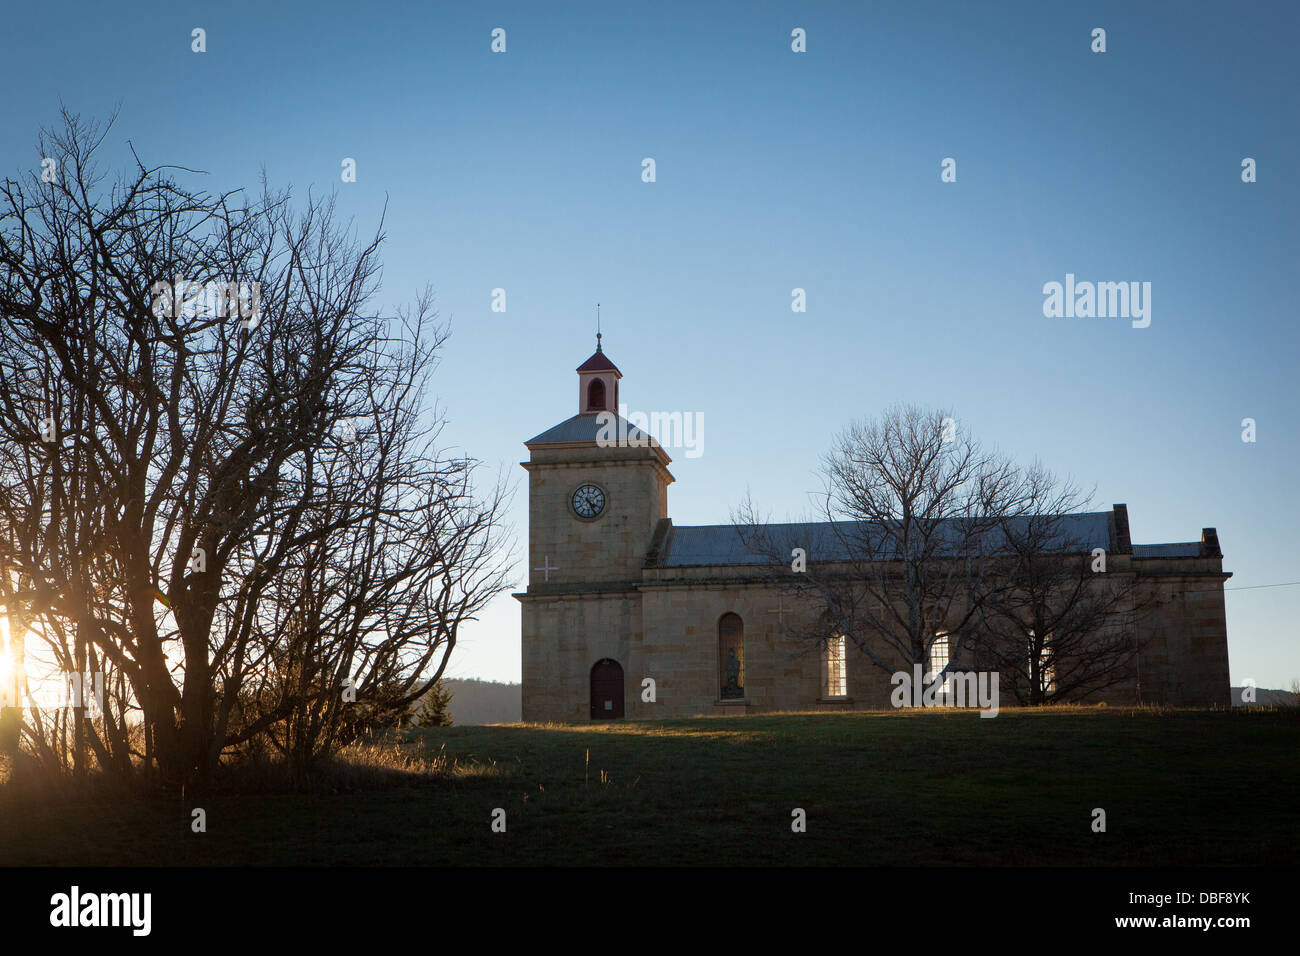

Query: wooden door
left=590, top=659, right=624, bottom=720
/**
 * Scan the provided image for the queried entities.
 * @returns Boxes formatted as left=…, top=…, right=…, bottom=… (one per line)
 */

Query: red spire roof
left=576, top=348, right=621, bottom=374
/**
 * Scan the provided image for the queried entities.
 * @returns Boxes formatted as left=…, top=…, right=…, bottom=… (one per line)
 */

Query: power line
left=1225, top=581, right=1300, bottom=592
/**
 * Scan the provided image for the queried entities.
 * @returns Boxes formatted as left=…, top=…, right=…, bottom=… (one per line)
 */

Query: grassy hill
left=1, top=706, right=1295, bottom=866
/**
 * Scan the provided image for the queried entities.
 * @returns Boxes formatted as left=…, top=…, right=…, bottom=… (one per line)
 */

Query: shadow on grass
left=1, top=707, right=1295, bottom=866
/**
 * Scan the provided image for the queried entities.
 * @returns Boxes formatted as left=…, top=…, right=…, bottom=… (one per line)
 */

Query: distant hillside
left=439, top=678, right=521, bottom=725
left=1231, top=686, right=1299, bottom=707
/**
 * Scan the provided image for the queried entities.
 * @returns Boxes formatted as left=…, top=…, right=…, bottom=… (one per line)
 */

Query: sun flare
left=0, top=610, right=25, bottom=701
left=0, top=622, right=14, bottom=697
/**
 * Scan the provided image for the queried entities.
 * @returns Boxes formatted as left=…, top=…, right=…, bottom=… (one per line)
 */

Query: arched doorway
left=590, top=659, right=625, bottom=719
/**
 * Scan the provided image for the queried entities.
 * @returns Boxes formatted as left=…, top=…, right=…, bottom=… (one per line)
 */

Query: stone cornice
left=520, top=456, right=675, bottom=484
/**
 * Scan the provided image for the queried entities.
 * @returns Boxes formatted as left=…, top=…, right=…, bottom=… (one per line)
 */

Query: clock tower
left=521, top=339, right=673, bottom=587
left=517, top=338, right=674, bottom=721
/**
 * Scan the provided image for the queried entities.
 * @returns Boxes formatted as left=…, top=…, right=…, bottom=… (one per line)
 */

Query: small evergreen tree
left=415, top=682, right=454, bottom=727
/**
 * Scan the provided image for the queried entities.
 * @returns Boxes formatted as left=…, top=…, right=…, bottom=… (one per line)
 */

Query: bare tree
left=736, top=404, right=1024, bottom=686
left=0, top=110, right=512, bottom=789
left=975, top=465, right=1148, bottom=704
left=736, top=406, right=1149, bottom=705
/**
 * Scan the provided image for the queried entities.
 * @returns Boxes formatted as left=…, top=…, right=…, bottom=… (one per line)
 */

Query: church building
left=517, top=342, right=1233, bottom=721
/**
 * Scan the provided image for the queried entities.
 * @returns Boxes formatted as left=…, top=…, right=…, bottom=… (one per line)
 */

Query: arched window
left=587, top=377, right=606, bottom=411
left=1028, top=630, right=1056, bottom=695
left=823, top=633, right=847, bottom=698
left=718, top=613, right=744, bottom=699
left=928, top=631, right=951, bottom=697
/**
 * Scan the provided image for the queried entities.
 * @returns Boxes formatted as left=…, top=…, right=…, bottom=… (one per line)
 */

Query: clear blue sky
left=3, top=0, right=1296, bottom=688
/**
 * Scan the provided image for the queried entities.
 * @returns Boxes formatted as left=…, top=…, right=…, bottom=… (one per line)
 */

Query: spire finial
left=596, top=303, right=602, bottom=352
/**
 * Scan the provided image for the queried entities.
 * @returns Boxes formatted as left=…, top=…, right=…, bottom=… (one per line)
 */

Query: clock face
left=571, top=483, right=606, bottom=519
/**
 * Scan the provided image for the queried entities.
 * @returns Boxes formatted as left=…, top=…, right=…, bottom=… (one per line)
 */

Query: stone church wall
left=521, top=590, right=643, bottom=722
left=1130, top=570, right=1231, bottom=707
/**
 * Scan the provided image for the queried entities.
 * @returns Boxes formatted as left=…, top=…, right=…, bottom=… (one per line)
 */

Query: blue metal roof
left=526, top=412, right=654, bottom=446
left=1133, top=542, right=1202, bottom=558
left=659, top=512, right=1119, bottom=568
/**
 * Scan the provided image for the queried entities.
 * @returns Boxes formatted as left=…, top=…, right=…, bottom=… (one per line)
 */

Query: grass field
left=1, top=706, right=1296, bottom=866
